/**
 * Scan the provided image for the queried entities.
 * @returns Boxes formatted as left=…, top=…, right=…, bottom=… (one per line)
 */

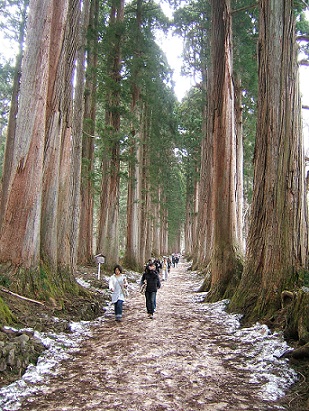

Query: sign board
left=94, top=254, right=106, bottom=280
left=94, top=254, right=105, bottom=264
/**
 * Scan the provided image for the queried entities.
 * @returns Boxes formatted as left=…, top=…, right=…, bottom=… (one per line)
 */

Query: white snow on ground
left=0, top=318, right=105, bottom=411
left=194, top=297, right=298, bottom=402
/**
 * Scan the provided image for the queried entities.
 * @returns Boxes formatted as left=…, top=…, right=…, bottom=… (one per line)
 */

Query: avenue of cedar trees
left=0, top=0, right=308, bottom=343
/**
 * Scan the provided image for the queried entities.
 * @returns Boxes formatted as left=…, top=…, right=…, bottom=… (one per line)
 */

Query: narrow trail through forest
left=5, top=262, right=296, bottom=411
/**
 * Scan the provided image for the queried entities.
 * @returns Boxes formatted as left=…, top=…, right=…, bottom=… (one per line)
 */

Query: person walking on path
left=109, top=264, right=128, bottom=322
left=161, top=257, right=169, bottom=281
left=140, top=261, right=161, bottom=319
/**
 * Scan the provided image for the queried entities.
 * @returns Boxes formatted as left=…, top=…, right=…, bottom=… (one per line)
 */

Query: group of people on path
left=108, top=255, right=180, bottom=322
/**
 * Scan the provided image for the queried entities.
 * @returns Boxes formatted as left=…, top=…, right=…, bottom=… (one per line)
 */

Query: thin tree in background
left=230, top=0, right=308, bottom=320
left=138, top=101, right=151, bottom=263
left=78, top=0, right=100, bottom=264
left=233, top=73, right=244, bottom=252
left=124, top=0, right=143, bottom=270
left=231, top=0, right=259, bottom=248
left=97, top=0, right=125, bottom=267
left=70, top=0, right=91, bottom=269
left=173, top=0, right=211, bottom=265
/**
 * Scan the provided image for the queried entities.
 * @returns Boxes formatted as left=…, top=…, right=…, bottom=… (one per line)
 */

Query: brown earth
left=1, top=262, right=309, bottom=411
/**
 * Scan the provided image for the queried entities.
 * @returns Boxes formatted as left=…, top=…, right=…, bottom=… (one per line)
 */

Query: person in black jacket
left=140, top=262, right=161, bottom=319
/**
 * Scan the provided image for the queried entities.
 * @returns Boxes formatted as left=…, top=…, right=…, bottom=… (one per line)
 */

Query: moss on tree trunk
left=0, top=263, right=82, bottom=306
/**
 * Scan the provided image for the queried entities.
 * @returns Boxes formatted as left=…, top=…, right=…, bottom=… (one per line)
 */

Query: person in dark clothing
left=140, top=262, right=161, bottom=319
left=175, top=255, right=179, bottom=266
left=153, top=258, right=162, bottom=275
left=167, top=257, right=171, bottom=274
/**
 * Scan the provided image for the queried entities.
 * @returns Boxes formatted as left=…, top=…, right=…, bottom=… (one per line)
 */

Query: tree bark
left=185, top=178, right=199, bottom=258
left=139, top=103, right=151, bottom=264
left=56, top=0, right=81, bottom=271
left=41, top=0, right=70, bottom=268
left=70, top=0, right=91, bottom=270
left=0, top=0, right=28, bottom=227
left=97, top=0, right=125, bottom=268
left=195, top=38, right=211, bottom=269
left=0, top=0, right=53, bottom=267
left=78, top=0, right=99, bottom=265
left=206, top=0, right=241, bottom=301
left=124, top=0, right=142, bottom=270
left=234, top=73, right=244, bottom=252
left=230, top=0, right=308, bottom=320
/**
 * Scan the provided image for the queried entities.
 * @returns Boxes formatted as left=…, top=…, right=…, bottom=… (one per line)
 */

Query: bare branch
left=297, top=35, right=309, bottom=42
left=0, top=288, right=45, bottom=306
left=299, top=59, right=309, bottom=66
left=231, top=3, right=258, bottom=14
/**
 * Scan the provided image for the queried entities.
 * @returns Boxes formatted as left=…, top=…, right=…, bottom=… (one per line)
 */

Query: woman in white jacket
left=109, top=265, right=128, bottom=321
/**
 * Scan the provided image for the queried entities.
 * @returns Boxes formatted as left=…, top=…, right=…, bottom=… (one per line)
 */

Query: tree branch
left=299, top=59, right=309, bottom=66
left=297, top=35, right=309, bottom=42
left=231, top=3, right=258, bottom=14
left=0, top=288, right=45, bottom=306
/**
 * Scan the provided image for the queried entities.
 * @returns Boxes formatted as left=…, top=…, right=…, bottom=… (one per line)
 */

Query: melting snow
left=195, top=298, right=298, bottom=402
left=0, top=292, right=298, bottom=410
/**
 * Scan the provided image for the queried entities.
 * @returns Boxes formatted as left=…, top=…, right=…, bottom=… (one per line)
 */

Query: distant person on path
left=167, top=257, right=171, bottom=274
left=109, top=264, right=128, bottom=322
left=140, top=262, right=161, bottom=319
left=161, top=257, right=168, bottom=281
left=175, top=255, right=179, bottom=267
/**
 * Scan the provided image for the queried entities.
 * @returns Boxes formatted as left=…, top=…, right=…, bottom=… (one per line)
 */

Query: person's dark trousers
left=145, top=291, right=156, bottom=314
left=114, top=299, right=123, bottom=321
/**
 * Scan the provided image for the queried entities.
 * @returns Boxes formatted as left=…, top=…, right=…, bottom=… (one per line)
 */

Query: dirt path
left=16, top=262, right=293, bottom=411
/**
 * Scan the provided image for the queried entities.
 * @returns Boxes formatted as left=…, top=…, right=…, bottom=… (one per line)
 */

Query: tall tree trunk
left=196, top=64, right=211, bottom=268
left=151, top=194, right=160, bottom=257
left=159, top=196, right=167, bottom=255
left=234, top=73, right=244, bottom=252
left=41, top=0, right=70, bottom=268
left=0, top=0, right=53, bottom=268
left=196, top=114, right=212, bottom=268
left=184, top=185, right=193, bottom=256
left=78, top=0, right=99, bottom=264
left=206, top=0, right=241, bottom=301
left=70, top=0, right=91, bottom=270
left=125, top=130, right=141, bottom=268
left=0, top=0, right=28, bottom=227
left=139, top=103, right=151, bottom=264
left=57, top=0, right=81, bottom=270
left=184, top=176, right=199, bottom=257
left=124, top=0, right=142, bottom=270
left=231, top=0, right=308, bottom=320
left=97, top=0, right=125, bottom=268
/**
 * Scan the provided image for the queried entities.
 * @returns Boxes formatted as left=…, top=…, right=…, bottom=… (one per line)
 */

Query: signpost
left=94, top=254, right=106, bottom=280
